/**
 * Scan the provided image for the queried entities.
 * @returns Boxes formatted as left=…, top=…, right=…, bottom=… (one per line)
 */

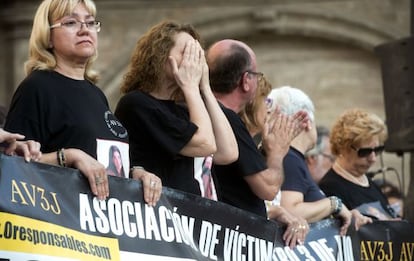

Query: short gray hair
left=267, top=86, right=315, bottom=122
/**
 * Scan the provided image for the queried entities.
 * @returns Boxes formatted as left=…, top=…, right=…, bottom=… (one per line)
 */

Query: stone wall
left=0, top=0, right=411, bottom=194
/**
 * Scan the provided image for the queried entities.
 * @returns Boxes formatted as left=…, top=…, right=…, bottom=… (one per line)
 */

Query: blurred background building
left=0, top=0, right=412, bottom=217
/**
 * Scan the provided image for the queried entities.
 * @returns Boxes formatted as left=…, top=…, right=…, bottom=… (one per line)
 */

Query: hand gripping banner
left=0, top=154, right=413, bottom=260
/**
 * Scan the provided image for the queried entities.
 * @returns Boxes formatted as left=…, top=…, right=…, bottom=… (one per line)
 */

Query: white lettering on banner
left=78, top=194, right=197, bottom=249
left=272, top=237, right=355, bottom=261
left=246, top=235, right=256, bottom=261
left=123, top=201, right=137, bottom=237
left=108, top=198, right=123, bottom=235
left=272, top=246, right=302, bottom=261
left=79, top=195, right=96, bottom=231
left=334, top=235, right=354, bottom=261
left=132, top=202, right=145, bottom=239
left=223, top=226, right=273, bottom=261
left=79, top=193, right=314, bottom=261
left=145, top=205, right=162, bottom=240
left=309, top=239, right=336, bottom=261
left=95, top=199, right=110, bottom=233
left=343, top=236, right=354, bottom=261
left=335, top=235, right=344, bottom=261
left=159, top=206, right=174, bottom=242
left=170, top=208, right=197, bottom=250
left=199, top=221, right=221, bottom=260
left=296, top=245, right=316, bottom=261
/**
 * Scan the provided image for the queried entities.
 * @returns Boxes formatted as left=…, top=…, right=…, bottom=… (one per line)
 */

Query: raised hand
left=199, top=45, right=210, bottom=93
left=262, top=106, right=308, bottom=157
left=169, top=39, right=203, bottom=94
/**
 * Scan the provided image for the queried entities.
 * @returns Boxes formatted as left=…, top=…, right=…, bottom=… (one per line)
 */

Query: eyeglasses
left=320, top=153, right=335, bottom=162
left=50, top=20, right=101, bottom=32
left=351, top=145, right=385, bottom=158
left=246, top=70, right=264, bottom=78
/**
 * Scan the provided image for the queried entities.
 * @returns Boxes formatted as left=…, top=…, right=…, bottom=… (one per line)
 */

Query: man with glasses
left=206, top=39, right=308, bottom=219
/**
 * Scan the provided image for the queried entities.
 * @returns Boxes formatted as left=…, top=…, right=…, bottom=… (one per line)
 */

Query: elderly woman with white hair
left=267, top=86, right=372, bottom=236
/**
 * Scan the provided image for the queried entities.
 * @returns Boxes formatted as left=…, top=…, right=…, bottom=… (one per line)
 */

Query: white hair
left=267, top=86, right=315, bottom=122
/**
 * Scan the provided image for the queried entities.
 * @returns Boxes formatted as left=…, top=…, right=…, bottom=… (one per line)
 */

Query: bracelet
left=329, top=196, right=335, bottom=214
left=329, top=196, right=342, bottom=215
left=57, top=148, right=66, bottom=167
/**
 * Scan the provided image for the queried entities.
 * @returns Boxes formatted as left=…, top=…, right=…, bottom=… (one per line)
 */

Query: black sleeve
left=5, top=74, right=53, bottom=145
left=223, top=106, right=267, bottom=176
left=115, top=91, right=198, bottom=157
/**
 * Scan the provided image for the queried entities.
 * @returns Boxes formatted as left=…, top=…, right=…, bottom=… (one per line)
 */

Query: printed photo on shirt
left=194, top=156, right=217, bottom=201
left=96, top=139, right=129, bottom=178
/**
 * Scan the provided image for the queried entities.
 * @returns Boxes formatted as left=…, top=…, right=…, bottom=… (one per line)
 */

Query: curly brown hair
left=120, top=20, right=201, bottom=98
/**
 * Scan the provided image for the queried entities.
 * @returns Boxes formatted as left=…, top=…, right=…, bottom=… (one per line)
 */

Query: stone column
left=0, top=1, right=37, bottom=108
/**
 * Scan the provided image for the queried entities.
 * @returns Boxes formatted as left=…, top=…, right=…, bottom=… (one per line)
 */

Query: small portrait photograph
left=97, top=139, right=129, bottom=178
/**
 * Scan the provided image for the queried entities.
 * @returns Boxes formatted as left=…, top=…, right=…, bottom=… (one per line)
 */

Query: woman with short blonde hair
left=320, top=108, right=396, bottom=220
left=5, top=0, right=162, bottom=206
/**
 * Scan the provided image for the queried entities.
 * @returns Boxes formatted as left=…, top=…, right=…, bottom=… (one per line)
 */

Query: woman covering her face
left=115, top=21, right=238, bottom=199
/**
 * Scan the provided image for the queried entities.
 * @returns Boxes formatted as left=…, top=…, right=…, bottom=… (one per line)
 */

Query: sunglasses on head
left=351, top=145, right=385, bottom=158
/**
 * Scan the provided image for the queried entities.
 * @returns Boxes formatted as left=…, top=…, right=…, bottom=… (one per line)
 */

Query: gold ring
left=150, top=181, right=157, bottom=188
left=299, top=224, right=306, bottom=230
left=95, top=176, right=103, bottom=185
left=291, top=227, right=298, bottom=233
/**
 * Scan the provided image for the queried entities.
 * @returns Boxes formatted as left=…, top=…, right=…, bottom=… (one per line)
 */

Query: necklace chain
left=334, top=162, right=369, bottom=187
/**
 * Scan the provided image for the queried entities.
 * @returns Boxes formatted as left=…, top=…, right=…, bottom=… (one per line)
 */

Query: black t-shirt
left=212, top=105, right=267, bottom=217
left=5, top=70, right=129, bottom=169
left=319, top=168, right=395, bottom=218
left=281, top=147, right=325, bottom=202
left=115, top=90, right=203, bottom=195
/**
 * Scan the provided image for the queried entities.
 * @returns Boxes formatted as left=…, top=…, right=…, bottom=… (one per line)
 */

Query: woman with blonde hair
left=239, top=77, right=309, bottom=248
left=239, top=76, right=272, bottom=138
left=5, top=0, right=161, bottom=205
left=319, top=108, right=398, bottom=219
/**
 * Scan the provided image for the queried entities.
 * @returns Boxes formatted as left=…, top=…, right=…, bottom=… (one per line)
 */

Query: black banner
left=0, top=154, right=413, bottom=260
